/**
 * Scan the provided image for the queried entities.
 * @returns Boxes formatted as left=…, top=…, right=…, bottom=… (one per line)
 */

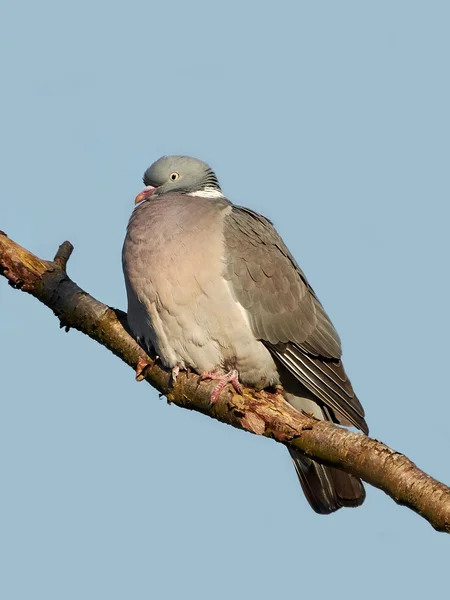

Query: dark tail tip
left=289, top=448, right=365, bottom=514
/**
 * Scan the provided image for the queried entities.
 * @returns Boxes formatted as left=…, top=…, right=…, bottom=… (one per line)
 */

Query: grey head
left=135, top=155, right=222, bottom=204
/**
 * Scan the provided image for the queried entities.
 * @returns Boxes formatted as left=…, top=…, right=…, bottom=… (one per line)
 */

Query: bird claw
left=201, top=369, right=243, bottom=404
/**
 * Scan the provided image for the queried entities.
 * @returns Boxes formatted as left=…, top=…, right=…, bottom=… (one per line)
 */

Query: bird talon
left=201, top=369, right=243, bottom=404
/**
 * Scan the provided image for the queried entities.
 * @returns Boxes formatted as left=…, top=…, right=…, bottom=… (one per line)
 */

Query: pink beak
left=135, top=185, right=158, bottom=204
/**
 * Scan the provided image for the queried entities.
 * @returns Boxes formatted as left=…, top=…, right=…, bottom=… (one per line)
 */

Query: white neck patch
left=187, top=187, right=225, bottom=199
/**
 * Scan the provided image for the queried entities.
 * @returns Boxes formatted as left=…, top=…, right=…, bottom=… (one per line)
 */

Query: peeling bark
left=1, top=231, right=450, bottom=533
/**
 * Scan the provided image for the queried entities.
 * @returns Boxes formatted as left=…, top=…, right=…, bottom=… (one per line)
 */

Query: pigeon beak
left=135, top=185, right=158, bottom=204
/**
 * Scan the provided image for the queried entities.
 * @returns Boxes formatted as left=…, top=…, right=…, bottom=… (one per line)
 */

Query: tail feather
left=278, top=365, right=366, bottom=514
left=289, top=448, right=365, bottom=514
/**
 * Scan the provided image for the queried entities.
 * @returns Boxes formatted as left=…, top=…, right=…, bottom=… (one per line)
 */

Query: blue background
left=1, top=1, right=449, bottom=598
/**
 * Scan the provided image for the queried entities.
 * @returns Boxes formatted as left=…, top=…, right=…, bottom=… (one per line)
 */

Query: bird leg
left=135, top=356, right=152, bottom=381
left=200, top=369, right=243, bottom=404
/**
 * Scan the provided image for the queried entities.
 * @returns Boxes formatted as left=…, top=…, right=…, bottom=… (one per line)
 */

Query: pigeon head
left=135, top=155, right=223, bottom=204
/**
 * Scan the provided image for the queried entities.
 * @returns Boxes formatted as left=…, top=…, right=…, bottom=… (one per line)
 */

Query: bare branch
left=1, top=231, right=449, bottom=533
left=53, top=241, right=74, bottom=270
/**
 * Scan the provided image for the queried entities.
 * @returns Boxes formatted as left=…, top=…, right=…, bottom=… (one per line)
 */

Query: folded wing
left=223, top=205, right=368, bottom=434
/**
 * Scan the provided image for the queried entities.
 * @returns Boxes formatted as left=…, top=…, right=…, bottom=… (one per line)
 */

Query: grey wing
left=223, top=205, right=368, bottom=434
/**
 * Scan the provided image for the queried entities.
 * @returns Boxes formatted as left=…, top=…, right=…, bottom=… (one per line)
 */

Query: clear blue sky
left=1, top=1, right=449, bottom=598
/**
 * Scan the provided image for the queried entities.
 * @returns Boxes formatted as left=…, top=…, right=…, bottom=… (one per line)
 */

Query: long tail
left=280, top=366, right=366, bottom=514
left=288, top=448, right=365, bottom=514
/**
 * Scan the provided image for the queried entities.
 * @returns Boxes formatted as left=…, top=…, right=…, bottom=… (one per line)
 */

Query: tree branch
left=1, top=230, right=449, bottom=533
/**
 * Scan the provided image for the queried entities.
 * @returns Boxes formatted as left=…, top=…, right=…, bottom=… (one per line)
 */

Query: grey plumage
left=143, top=155, right=221, bottom=196
left=223, top=207, right=367, bottom=434
left=123, top=155, right=368, bottom=514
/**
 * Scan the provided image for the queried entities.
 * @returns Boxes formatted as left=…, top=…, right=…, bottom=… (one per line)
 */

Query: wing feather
left=223, top=205, right=368, bottom=433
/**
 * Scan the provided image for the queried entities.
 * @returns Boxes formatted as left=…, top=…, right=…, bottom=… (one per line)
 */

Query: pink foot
left=201, top=369, right=243, bottom=404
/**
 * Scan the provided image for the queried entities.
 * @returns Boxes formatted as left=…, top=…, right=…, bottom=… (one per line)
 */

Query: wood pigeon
left=122, top=155, right=368, bottom=514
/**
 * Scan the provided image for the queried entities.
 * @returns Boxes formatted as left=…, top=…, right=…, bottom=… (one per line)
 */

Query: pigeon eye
left=169, top=172, right=179, bottom=181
